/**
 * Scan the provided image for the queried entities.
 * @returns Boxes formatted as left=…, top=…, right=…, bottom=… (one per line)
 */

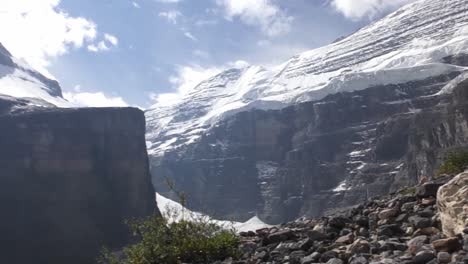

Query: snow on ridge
left=156, top=193, right=272, bottom=232
left=0, top=44, right=72, bottom=108
left=146, top=0, right=468, bottom=156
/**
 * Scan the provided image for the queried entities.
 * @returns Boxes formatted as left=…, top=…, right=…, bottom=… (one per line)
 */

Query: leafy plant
left=98, top=177, right=240, bottom=264
left=436, top=150, right=468, bottom=177
left=98, top=215, right=239, bottom=264
left=398, top=186, right=416, bottom=195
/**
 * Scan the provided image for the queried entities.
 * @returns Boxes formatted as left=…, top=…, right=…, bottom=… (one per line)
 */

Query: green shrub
left=398, top=186, right=416, bottom=195
left=98, top=215, right=239, bottom=264
left=436, top=150, right=468, bottom=177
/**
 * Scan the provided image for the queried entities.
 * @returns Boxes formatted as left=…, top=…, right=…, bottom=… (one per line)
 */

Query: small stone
left=253, top=251, right=267, bottom=261
left=412, top=250, right=436, bottom=264
left=421, top=198, right=435, bottom=206
left=354, top=215, right=369, bottom=227
left=335, top=233, right=354, bottom=244
left=431, top=237, right=461, bottom=253
left=329, top=216, right=349, bottom=229
left=320, top=251, right=339, bottom=262
left=416, top=182, right=443, bottom=198
left=379, top=208, right=399, bottom=220
left=266, top=229, right=296, bottom=244
left=407, top=235, right=428, bottom=255
left=349, top=256, right=368, bottom=264
left=437, top=252, right=451, bottom=263
left=409, top=216, right=432, bottom=229
left=301, top=252, right=321, bottom=264
left=307, top=230, right=327, bottom=241
left=326, top=258, right=344, bottom=264
left=349, top=238, right=370, bottom=254
left=395, top=213, right=408, bottom=223
left=401, top=202, right=417, bottom=212
left=413, top=227, right=440, bottom=236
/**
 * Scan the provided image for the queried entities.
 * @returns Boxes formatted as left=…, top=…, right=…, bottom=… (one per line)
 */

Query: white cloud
left=158, top=10, right=182, bottom=24
left=87, top=33, right=118, bottom=52
left=150, top=64, right=222, bottom=107
left=104, top=33, right=118, bottom=46
left=0, top=0, right=98, bottom=78
left=150, top=61, right=250, bottom=107
left=331, top=0, right=417, bottom=20
left=64, top=91, right=129, bottom=107
left=132, top=1, right=141, bottom=8
left=0, top=0, right=119, bottom=78
left=216, top=0, right=293, bottom=37
left=195, top=19, right=218, bottom=27
left=183, top=32, right=198, bottom=41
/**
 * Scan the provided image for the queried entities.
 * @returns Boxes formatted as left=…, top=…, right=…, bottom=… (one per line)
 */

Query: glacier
left=146, top=0, right=468, bottom=156
left=156, top=193, right=271, bottom=233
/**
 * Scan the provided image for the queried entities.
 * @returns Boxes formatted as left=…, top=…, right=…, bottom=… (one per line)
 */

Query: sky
left=0, top=0, right=418, bottom=108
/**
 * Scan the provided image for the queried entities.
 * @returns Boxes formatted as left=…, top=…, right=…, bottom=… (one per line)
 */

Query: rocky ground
left=217, top=172, right=468, bottom=264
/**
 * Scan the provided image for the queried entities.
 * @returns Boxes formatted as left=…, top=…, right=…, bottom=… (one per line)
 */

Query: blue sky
left=0, top=0, right=416, bottom=108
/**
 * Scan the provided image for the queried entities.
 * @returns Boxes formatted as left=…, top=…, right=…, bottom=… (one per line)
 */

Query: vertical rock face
left=0, top=98, right=157, bottom=264
left=153, top=71, right=468, bottom=224
left=437, top=172, right=468, bottom=237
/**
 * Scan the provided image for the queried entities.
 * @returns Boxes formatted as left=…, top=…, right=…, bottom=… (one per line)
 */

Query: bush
left=436, top=150, right=468, bottom=177
left=398, top=186, right=416, bottom=195
left=98, top=213, right=239, bottom=264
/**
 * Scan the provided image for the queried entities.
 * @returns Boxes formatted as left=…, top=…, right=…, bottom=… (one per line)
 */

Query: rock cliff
left=0, top=96, right=157, bottom=264
left=148, top=0, right=468, bottom=224
left=153, top=67, right=468, bottom=224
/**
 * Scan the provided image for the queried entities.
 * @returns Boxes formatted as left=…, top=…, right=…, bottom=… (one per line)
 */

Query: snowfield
left=146, top=0, right=468, bottom=156
left=156, top=193, right=272, bottom=233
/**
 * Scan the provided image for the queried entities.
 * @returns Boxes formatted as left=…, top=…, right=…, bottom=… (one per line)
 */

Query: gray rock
left=437, top=252, right=451, bottom=263
left=407, top=236, right=428, bottom=255
left=326, top=258, right=344, bottom=264
left=0, top=105, right=157, bottom=264
left=412, top=250, right=436, bottom=264
left=266, top=229, right=295, bottom=244
left=409, top=216, right=432, bottom=229
left=416, top=183, right=443, bottom=198
left=301, top=252, right=321, bottom=264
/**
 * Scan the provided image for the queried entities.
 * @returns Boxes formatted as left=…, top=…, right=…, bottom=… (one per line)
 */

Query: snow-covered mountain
left=146, top=0, right=468, bottom=156
left=0, top=42, right=70, bottom=107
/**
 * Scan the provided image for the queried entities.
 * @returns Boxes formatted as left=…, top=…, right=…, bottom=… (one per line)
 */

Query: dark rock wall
left=0, top=103, right=157, bottom=264
left=152, top=69, right=468, bottom=224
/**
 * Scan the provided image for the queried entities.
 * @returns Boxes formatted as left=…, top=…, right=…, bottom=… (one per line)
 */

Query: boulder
left=416, top=182, right=443, bottom=198
left=378, top=208, right=399, bottom=220
left=437, top=252, right=451, bottom=263
left=266, top=229, right=296, bottom=244
left=412, top=250, right=436, bottom=264
left=437, top=172, right=468, bottom=236
left=431, top=237, right=461, bottom=253
left=407, top=236, right=428, bottom=255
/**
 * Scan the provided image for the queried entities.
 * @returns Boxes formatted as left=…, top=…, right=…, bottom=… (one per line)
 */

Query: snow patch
left=156, top=193, right=272, bottom=232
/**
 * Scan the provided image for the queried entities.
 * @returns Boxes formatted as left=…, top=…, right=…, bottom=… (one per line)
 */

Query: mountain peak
left=146, top=0, right=468, bottom=156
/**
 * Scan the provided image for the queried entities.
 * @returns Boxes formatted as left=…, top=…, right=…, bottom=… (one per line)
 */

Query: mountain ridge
left=146, top=0, right=468, bottom=156
left=147, top=0, right=468, bottom=224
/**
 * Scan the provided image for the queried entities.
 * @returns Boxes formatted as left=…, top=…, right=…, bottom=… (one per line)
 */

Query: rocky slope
left=221, top=173, right=468, bottom=264
left=148, top=0, right=468, bottom=224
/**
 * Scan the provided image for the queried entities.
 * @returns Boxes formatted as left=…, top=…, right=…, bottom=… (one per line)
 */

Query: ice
left=146, top=0, right=468, bottom=156
left=156, top=193, right=272, bottom=232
